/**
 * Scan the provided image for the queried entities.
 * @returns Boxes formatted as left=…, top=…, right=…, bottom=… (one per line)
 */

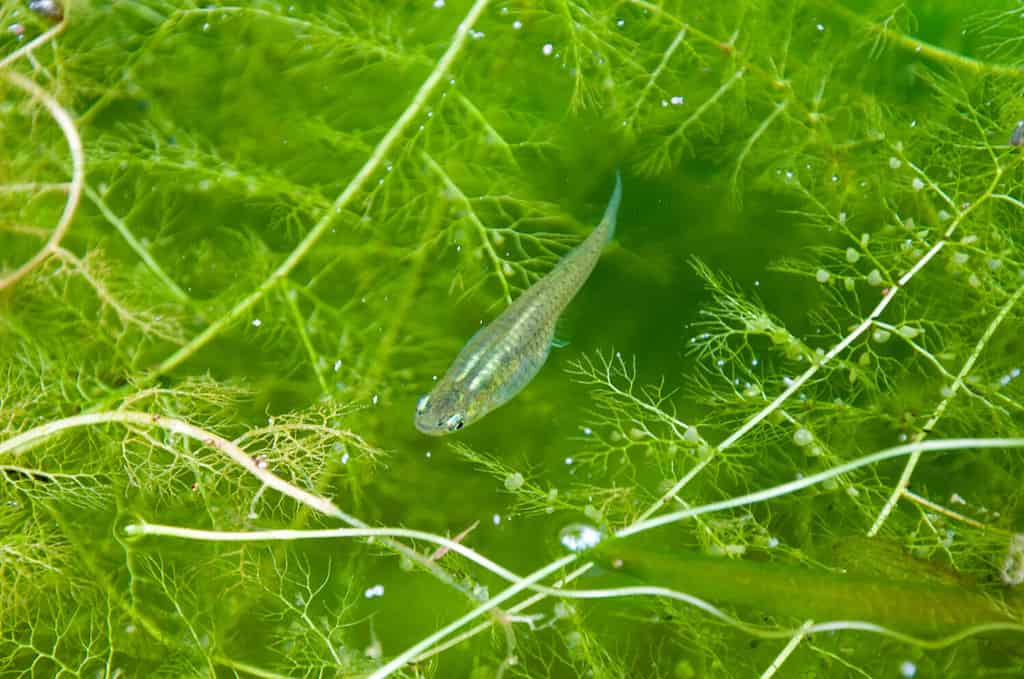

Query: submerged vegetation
left=2, top=0, right=1024, bottom=677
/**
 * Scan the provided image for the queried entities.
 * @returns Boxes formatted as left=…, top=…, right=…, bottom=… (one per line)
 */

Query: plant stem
left=153, top=0, right=492, bottom=376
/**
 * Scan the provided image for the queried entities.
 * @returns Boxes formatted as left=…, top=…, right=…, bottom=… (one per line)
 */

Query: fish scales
left=415, top=173, right=622, bottom=435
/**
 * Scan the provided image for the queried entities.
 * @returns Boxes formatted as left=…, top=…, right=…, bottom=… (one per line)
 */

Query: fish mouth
left=414, top=416, right=447, bottom=436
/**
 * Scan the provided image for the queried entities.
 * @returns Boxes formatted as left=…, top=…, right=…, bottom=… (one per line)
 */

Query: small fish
left=415, top=172, right=623, bottom=435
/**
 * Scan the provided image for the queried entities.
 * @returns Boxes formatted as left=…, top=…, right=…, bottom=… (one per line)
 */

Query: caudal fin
left=601, top=170, right=623, bottom=242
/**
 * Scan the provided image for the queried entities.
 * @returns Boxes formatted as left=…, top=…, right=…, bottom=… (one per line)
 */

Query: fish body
left=415, top=173, right=622, bottom=435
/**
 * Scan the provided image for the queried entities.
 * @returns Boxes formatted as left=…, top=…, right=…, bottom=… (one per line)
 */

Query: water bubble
left=559, top=523, right=603, bottom=552
left=872, top=328, right=891, bottom=343
left=492, top=513, right=501, bottom=525
left=683, top=425, right=701, bottom=443
left=670, top=95, right=684, bottom=105
left=866, top=269, right=884, bottom=286
left=252, top=319, right=262, bottom=327
left=845, top=247, right=860, bottom=263
left=897, top=325, right=921, bottom=339
left=512, top=19, right=522, bottom=30
left=815, top=268, right=830, bottom=283
left=793, top=427, right=813, bottom=446
left=952, top=251, right=969, bottom=265
left=911, top=177, right=925, bottom=191
left=363, top=584, right=385, bottom=598
left=542, top=43, right=554, bottom=56
left=888, top=157, right=902, bottom=169
left=899, top=661, right=917, bottom=678
left=433, top=0, right=445, bottom=6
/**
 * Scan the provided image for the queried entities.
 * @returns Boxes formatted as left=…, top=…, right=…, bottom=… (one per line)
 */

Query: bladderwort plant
left=2, top=0, right=1024, bottom=677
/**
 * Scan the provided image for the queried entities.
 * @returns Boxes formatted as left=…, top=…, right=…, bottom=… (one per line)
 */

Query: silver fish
left=415, top=173, right=622, bottom=435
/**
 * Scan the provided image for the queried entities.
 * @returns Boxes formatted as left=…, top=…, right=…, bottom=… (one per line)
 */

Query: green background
left=1, top=0, right=1023, bottom=676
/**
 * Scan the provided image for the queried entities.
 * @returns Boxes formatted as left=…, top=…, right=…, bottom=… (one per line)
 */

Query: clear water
left=1, top=0, right=1023, bottom=677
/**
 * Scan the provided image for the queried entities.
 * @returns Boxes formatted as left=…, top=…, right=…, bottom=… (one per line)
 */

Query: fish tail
left=601, top=170, right=623, bottom=242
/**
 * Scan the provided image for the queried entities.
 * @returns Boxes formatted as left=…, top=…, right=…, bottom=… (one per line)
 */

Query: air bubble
left=815, top=269, right=830, bottom=283
left=866, top=269, right=883, bottom=286
left=542, top=43, right=554, bottom=56
left=793, top=428, right=813, bottom=446
left=559, top=524, right=603, bottom=552
left=888, top=157, right=902, bottom=169
left=845, top=247, right=860, bottom=263
left=872, top=328, right=891, bottom=343
left=911, top=177, right=925, bottom=191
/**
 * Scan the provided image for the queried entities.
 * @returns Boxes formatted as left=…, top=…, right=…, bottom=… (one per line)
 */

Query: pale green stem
left=280, top=282, right=330, bottom=394
left=154, top=0, right=492, bottom=375
left=397, top=438, right=1024, bottom=674
left=84, top=185, right=190, bottom=303
left=868, top=284, right=1024, bottom=535
left=761, top=620, right=814, bottom=679
left=824, top=2, right=1024, bottom=78
left=0, top=409, right=462, bottom=592
left=0, top=19, right=65, bottom=69
left=422, top=151, right=513, bottom=304
left=0, top=71, right=84, bottom=292
left=621, top=438, right=1024, bottom=537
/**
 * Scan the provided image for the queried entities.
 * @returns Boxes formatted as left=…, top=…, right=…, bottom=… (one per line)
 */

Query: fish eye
left=444, top=414, right=464, bottom=432
left=416, top=394, right=430, bottom=415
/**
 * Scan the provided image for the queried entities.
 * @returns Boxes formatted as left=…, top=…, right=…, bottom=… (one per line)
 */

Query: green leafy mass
left=2, top=0, right=1024, bottom=677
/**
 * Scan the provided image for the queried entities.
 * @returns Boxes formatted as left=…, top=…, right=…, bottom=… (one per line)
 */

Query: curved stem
left=0, top=71, right=84, bottom=292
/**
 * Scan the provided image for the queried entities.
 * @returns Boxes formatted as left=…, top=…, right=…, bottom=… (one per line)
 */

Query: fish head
left=414, top=387, right=471, bottom=436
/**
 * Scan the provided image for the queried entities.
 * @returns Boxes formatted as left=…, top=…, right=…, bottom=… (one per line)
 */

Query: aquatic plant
left=2, top=0, right=1023, bottom=677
